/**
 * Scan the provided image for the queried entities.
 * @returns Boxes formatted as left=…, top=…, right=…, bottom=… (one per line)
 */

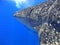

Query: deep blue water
left=0, top=0, right=46, bottom=45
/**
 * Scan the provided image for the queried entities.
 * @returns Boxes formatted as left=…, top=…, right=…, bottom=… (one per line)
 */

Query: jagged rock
left=14, top=0, right=60, bottom=45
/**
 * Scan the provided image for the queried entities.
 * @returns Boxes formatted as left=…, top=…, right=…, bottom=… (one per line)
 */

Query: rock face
left=14, top=0, right=60, bottom=45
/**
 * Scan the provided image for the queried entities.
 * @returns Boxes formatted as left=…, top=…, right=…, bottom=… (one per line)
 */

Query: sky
left=0, top=0, right=46, bottom=45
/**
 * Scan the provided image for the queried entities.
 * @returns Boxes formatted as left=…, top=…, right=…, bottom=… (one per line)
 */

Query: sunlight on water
left=7, top=0, right=35, bottom=8
left=14, top=0, right=28, bottom=8
left=7, top=0, right=46, bottom=8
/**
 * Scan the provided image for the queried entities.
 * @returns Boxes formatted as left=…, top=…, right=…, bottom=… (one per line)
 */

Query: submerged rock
left=14, top=0, right=60, bottom=45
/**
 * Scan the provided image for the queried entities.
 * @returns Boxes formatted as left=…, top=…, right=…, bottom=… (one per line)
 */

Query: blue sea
left=0, top=0, right=46, bottom=45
